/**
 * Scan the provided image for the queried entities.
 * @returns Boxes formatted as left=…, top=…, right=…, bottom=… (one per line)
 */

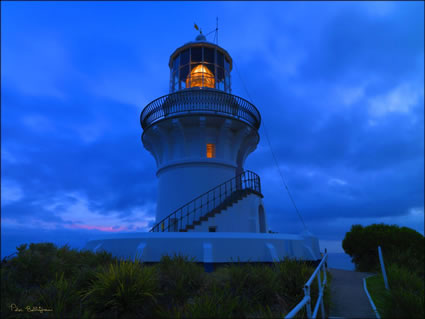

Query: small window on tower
left=206, top=143, right=216, bottom=158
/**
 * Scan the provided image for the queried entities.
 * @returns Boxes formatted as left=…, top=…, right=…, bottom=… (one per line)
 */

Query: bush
left=157, top=255, right=205, bottom=306
left=342, top=223, right=424, bottom=274
left=81, top=258, right=160, bottom=318
left=274, top=258, right=315, bottom=308
left=381, top=264, right=424, bottom=319
left=8, top=243, right=59, bottom=287
left=215, top=263, right=278, bottom=311
left=181, top=282, right=242, bottom=318
left=3, top=243, right=118, bottom=288
left=38, top=272, right=80, bottom=318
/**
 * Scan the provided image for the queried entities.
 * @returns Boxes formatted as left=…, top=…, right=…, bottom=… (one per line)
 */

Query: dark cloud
left=301, top=4, right=424, bottom=83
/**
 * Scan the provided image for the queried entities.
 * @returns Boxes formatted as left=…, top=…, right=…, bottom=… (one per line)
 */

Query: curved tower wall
left=143, top=115, right=259, bottom=223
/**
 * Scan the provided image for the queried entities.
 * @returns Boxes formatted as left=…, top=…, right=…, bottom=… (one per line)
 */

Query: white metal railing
left=378, top=246, right=390, bottom=290
left=285, top=249, right=328, bottom=319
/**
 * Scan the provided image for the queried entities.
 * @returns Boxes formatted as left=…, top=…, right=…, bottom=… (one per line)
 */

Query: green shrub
left=1, top=266, right=21, bottom=305
left=215, top=263, right=278, bottom=311
left=342, top=224, right=424, bottom=274
left=381, top=264, right=424, bottom=319
left=3, top=243, right=118, bottom=288
left=1, top=266, right=43, bottom=319
left=157, top=255, right=205, bottom=306
left=181, top=281, right=242, bottom=318
left=77, top=248, right=118, bottom=269
left=8, top=243, right=60, bottom=287
left=274, top=258, right=315, bottom=309
left=38, top=272, right=80, bottom=318
left=81, top=258, right=160, bottom=318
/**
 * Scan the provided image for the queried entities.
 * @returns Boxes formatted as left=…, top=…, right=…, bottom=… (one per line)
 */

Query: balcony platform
left=83, top=231, right=321, bottom=265
left=140, top=88, right=261, bottom=130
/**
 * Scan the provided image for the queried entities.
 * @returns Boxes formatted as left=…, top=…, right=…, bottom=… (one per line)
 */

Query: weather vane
left=194, top=23, right=202, bottom=35
left=193, top=18, right=219, bottom=44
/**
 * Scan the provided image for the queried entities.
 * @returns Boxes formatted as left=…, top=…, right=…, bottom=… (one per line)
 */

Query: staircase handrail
left=150, top=170, right=262, bottom=232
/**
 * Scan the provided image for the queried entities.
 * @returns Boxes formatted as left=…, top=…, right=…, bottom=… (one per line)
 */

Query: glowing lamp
left=187, top=64, right=215, bottom=88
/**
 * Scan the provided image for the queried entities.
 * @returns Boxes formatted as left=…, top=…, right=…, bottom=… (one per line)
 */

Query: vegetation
left=344, top=223, right=424, bottom=318
left=1, top=242, right=331, bottom=318
left=342, top=223, right=424, bottom=275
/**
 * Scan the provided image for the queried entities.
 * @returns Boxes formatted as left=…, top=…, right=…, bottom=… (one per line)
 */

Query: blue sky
left=1, top=1, right=424, bottom=258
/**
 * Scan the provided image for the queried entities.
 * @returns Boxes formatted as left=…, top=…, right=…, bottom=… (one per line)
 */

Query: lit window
left=187, top=64, right=215, bottom=88
left=206, top=143, right=216, bottom=158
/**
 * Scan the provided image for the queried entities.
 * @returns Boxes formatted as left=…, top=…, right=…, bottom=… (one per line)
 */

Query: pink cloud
left=67, top=223, right=129, bottom=232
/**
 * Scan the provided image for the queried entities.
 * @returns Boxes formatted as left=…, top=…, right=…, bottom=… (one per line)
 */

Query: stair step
left=209, top=208, right=221, bottom=217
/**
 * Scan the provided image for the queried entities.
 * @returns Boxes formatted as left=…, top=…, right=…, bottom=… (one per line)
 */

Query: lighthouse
left=141, top=33, right=266, bottom=233
left=84, top=33, right=321, bottom=265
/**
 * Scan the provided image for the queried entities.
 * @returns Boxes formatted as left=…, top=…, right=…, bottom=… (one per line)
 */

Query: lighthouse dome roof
left=195, top=33, right=207, bottom=41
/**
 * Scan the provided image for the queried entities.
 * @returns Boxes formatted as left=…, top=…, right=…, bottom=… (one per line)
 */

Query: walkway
left=329, top=268, right=376, bottom=319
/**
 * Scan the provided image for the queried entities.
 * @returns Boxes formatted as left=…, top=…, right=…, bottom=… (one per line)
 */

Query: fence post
left=318, top=268, right=325, bottom=318
left=304, top=285, right=312, bottom=318
left=378, top=246, right=390, bottom=290
left=323, top=248, right=328, bottom=283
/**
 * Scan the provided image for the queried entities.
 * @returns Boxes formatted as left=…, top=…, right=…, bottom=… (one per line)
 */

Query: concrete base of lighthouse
left=83, top=231, right=321, bottom=267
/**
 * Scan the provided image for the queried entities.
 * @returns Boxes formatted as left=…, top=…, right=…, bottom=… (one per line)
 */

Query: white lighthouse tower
left=84, top=33, right=321, bottom=265
left=142, top=33, right=266, bottom=234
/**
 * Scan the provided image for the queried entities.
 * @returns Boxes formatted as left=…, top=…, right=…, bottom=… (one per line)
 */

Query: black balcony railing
left=150, top=170, right=262, bottom=232
left=140, top=89, right=261, bottom=130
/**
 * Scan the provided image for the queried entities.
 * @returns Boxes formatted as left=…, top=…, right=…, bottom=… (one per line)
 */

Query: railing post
left=304, top=285, right=312, bottom=318
left=318, top=268, right=325, bottom=319
left=323, top=249, right=327, bottom=283
left=378, top=246, right=390, bottom=290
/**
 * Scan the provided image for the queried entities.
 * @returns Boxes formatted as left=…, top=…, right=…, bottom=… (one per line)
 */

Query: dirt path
left=328, top=268, right=376, bottom=319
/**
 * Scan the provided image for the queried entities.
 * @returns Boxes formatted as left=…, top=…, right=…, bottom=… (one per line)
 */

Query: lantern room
left=168, top=37, right=232, bottom=93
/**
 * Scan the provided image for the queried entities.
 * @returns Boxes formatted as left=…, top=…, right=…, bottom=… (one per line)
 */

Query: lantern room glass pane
left=225, top=72, right=230, bottom=92
left=173, top=71, right=179, bottom=91
left=180, top=49, right=189, bottom=66
left=218, top=80, right=224, bottom=91
left=204, top=47, right=214, bottom=63
left=217, top=51, right=224, bottom=68
left=216, top=67, right=224, bottom=82
left=180, top=65, right=189, bottom=81
left=173, top=55, right=180, bottom=72
left=225, top=57, right=230, bottom=73
left=205, top=63, right=215, bottom=74
left=191, top=47, right=202, bottom=62
left=180, top=78, right=187, bottom=89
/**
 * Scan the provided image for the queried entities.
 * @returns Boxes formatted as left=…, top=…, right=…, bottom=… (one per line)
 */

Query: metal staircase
left=149, top=170, right=263, bottom=232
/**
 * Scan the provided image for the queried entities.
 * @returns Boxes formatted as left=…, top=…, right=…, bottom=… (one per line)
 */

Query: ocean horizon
left=326, top=252, right=355, bottom=270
